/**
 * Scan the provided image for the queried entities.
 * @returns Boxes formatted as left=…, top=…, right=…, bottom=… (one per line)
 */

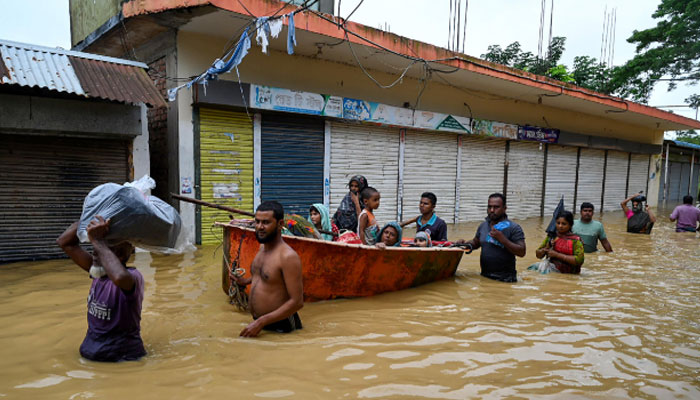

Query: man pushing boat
left=231, top=201, right=304, bottom=337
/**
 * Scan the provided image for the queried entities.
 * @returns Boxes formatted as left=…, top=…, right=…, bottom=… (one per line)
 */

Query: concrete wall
left=133, top=104, right=151, bottom=182
left=69, top=0, right=121, bottom=47
left=647, top=154, right=662, bottom=208
left=174, top=30, right=668, bottom=239
left=0, top=94, right=141, bottom=137
left=177, top=30, right=664, bottom=145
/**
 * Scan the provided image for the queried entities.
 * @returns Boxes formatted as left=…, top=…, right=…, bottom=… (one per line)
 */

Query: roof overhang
left=107, top=0, right=700, bottom=131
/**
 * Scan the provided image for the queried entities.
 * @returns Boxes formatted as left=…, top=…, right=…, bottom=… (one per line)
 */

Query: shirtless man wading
left=232, top=201, right=304, bottom=337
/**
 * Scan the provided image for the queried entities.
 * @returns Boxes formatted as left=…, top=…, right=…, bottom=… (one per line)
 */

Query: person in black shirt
left=456, top=193, right=526, bottom=282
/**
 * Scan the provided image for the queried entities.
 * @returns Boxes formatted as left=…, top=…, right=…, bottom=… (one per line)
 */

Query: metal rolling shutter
left=0, top=134, right=129, bottom=263
left=329, top=122, right=400, bottom=223
left=668, top=162, right=682, bottom=202
left=627, top=153, right=649, bottom=197
left=575, top=148, right=605, bottom=211
left=506, top=141, right=545, bottom=219
left=198, top=108, right=254, bottom=245
left=459, top=137, right=506, bottom=222
left=680, top=162, right=691, bottom=198
left=402, top=130, right=458, bottom=223
left=603, top=150, right=629, bottom=211
left=543, top=145, right=578, bottom=215
left=261, top=114, right=324, bottom=215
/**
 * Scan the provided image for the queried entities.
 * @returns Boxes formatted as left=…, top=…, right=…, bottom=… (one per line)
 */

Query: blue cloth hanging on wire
left=207, top=27, right=251, bottom=79
left=287, top=12, right=297, bottom=55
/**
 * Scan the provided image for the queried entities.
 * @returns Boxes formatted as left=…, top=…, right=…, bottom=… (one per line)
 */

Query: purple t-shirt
left=80, top=268, right=146, bottom=362
left=670, top=204, right=700, bottom=232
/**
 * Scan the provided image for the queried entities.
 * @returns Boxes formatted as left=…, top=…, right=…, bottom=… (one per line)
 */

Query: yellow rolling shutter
left=198, top=108, right=254, bottom=245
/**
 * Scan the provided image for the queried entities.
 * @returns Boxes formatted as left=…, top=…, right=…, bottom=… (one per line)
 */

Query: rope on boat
left=226, top=231, right=249, bottom=312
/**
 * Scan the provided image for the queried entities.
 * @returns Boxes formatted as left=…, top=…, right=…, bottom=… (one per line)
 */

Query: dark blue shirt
left=416, top=214, right=448, bottom=241
left=475, top=216, right=525, bottom=282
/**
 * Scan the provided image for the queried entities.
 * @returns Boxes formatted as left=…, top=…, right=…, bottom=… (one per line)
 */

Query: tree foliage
left=481, top=37, right=613, bottom=91
left=675, top=130, right=700, bottom=145
left=614, top=0, right=700, bottom=103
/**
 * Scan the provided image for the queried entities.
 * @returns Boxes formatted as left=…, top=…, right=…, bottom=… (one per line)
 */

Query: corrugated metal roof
left=672, top=140, right=700, bottom=151
left=0, top=39, right=165, bottom=107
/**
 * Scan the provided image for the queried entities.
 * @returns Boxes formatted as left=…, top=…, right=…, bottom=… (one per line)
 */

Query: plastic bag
left=78, top=175, right=191, bottom=253
left=527, top=257, right=559, bottom=274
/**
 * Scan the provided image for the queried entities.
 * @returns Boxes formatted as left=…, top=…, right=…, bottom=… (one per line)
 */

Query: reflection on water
left=1, top=209, right=699, bottom=399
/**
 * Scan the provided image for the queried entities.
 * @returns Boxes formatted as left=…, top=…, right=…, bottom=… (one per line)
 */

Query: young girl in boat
left=413, top=231, right=432, bottom=247
left=531, top=210, right=585, bottom=274
left=332, top=175, right=368, bottom=232
left=358, top=187, right=381, bottom=245
left=308, top=203, right=339, bottom=241
left=375, top=222, right=403, bottom=249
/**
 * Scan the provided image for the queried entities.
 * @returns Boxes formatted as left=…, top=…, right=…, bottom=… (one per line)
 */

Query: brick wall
left=147, top=57, right=170, bottom=200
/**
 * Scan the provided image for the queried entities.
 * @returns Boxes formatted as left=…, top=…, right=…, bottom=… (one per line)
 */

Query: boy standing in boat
left=232, top=201, right=304, bottom=337
left=56, top=218, right=146, bottom=362
left=401, top=192, right=448, bottom=242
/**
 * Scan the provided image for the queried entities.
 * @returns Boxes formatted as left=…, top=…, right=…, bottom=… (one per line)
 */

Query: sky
left=0, top=0, right=696, bottom=128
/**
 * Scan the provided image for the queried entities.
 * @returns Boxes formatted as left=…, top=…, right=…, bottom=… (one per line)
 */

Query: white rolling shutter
left=506, top=141, right=545, bottom=219
left=627, top=153, right=649, bottom=197
left=603, top=150, right=629, bottom=211
left=575, top=148, right=605, bottom=211
left=329, top=122, right=400, bottom=223
left=402, top=130, right=458, bottom=223
left=543, top=145, right=578, bottom=215
left=459, top=137, right=506, bottom=222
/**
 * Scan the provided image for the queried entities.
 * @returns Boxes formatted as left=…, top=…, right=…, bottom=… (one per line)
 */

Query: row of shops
left=66, top=0, right=700, bottom=248
left=193, top=83, right=660, bottom=244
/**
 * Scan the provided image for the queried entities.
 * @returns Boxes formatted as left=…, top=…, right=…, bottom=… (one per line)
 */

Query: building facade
left=68, top=0, right=700, bottom=244
left=0, top=39, right=164, bottom=262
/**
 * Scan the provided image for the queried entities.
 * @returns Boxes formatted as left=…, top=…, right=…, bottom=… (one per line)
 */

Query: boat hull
left=220, top=223, right=464, bottom=302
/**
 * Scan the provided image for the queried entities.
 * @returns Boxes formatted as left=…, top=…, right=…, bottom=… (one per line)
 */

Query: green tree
left=614, top=0, right=700, bottom=104
left=481, top=37, right=612, bottom=89
left=675, top=130, right=700, bottom=145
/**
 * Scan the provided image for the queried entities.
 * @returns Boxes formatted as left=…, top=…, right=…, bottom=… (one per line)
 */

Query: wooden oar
left=171, top=193, right=254, bottom=217
left=170, top=193, right=338, bottom=237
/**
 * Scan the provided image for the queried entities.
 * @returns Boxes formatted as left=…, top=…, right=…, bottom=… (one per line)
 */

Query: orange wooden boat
left=219, top=223, right=464, bottom=302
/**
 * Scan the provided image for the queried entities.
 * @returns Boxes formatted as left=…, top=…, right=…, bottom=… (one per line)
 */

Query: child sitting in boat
left=375, top=222, right=403, bottom=249
left=413, top=231, right=432, bottom=247
left=530, top=210, right=585, bottom=274
left=308, top=203, right=338, bottom=241
left=358, top=187, right=381, bottom=245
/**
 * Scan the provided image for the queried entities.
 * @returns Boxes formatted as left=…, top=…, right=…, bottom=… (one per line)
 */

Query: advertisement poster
left=251, top=85, right=326, bottom=115
left=472, top=119, right=518, bottom=139
left=517, top=126, right=560, bottom=143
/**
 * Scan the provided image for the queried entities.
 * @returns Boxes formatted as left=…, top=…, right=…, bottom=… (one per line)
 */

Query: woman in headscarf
left=308, top=203, right=338, bottom=241
left=332, top=175, right=368, bottom=232
left=375, top=222, right=403, bottom=249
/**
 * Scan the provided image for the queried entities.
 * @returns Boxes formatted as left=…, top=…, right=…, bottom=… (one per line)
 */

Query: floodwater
left=1, top=208, right=699, bottom=399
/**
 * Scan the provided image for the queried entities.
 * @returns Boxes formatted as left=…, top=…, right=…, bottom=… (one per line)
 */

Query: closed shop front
left=458, top=136, right=506, bottom=222
left=668, top=162, right=683, bottom=202
left=627, top=153, right=650, bottom=197
left=198, top=108, right=254, bottom=245
left=575, top=148, right=605, bottom=211
left=543, top=145, right=578, bottom=215
left=603, top=150, right=629, bottom=211
left=261, top=114, right=324, bottom=215
left=0, top=134, right=129, bottom=263
left=506, top=141, right=545, bottom=219
left=329, top=122, right=400, bottom=224
left=402, top=130, right=458, bottom=223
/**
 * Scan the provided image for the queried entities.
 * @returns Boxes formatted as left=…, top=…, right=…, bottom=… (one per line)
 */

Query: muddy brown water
left=1, top=209, right=699, bottom=399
